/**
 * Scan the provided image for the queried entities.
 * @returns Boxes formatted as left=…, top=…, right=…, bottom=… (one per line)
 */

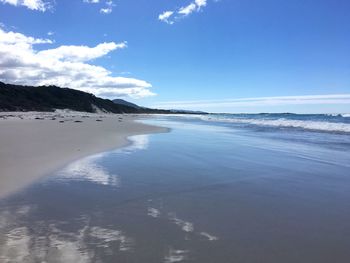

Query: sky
left=0, top=0, right=349, bottom=113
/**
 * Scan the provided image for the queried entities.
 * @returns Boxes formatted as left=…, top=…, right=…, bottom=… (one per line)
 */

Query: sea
left=0, top=113, right=350, bottom=262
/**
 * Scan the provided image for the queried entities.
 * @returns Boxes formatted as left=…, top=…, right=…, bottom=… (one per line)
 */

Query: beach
left=0, top=115, right=350, bottom=262
left=0, top=112, right=166, bottom=198
left=1, top=0, right=348, bottom=261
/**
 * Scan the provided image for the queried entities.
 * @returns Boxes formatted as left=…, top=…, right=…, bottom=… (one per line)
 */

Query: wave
left=198, top=115, right=350, bottom=133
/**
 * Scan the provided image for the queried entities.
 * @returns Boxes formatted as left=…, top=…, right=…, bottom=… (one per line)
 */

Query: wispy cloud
left=100, top=7, right=112, bottom=14
left=158, top=11, right=175, bottom=25
left=83, top=0, right=99, bottom=3
left=100, top=0, right=114, bottom=14
left=159, top=0, right=208, bottom=24
left=37, top=42, right=127, bottom=62
left=0, top=0, right=52, bottom=11
left=178, top=3, right=197, bottom=16
left=0, top=27, right=155, bottom=99
left=83, top=0, right=114, bottom=14
left=153, top=94, right=350, bottom=110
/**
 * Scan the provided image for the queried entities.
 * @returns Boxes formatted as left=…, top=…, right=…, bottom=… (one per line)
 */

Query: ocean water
left=1, top=114, right=350, bottom=262
left=168, top=112, right=350, bottom=133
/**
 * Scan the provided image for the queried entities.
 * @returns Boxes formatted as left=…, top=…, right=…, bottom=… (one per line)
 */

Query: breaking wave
left=197, top=113, right=350, bottom=133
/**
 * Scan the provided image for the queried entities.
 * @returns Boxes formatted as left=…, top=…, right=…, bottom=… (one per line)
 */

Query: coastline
left=0, top=112, right=167, bottom=198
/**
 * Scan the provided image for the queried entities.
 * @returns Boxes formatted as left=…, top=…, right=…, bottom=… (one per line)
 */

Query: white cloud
left=158, top=11, right=174, bottom=24
left=0, top=28, right=155, bottom=99
left=0, top=0, right=52, bottom=11
left=159, top=0, right=208, bottom=24
left=37, top=42, right=127, bottom=62
left=83, top=0, right=99, bottom=3
left=0, top=28, right=53, bottom=45
left=195, top=0, right=207, bottom=7
left=100, top=7, right=112, bottom=14
left=178, top=3, right=197, bottom=16
left=154, top=94, right=350, bottom=110
left=100, top=0, right=114, bottom=14
left=83, top=0, right=114, bottom=14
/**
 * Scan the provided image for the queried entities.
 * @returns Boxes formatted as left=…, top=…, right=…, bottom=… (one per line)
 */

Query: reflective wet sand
left=1, top=117, right=350, bottom=262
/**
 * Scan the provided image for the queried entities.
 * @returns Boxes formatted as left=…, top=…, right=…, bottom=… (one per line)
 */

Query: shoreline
left=0, top=112, right=167, bottom=198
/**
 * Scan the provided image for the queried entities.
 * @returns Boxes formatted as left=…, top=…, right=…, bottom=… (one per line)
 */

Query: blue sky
left=0, top=0, right=349, bottom=113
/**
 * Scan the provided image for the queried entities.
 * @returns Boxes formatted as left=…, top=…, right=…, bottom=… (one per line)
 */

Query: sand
left=0, top=111, right=166, bottom=198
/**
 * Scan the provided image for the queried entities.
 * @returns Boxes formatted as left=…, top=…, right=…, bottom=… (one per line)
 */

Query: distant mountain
left=112, top=99, right=141, bottom=109
left=113, top=100, right=209, bottom=115
left=0, top=82, right=206, bottom=114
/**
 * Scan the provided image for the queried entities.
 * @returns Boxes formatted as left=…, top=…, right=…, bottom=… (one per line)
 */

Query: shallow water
left=1, top=116, right=350, bottom=262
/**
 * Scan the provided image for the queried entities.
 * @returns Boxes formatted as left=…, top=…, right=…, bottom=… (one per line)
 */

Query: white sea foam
left=199, top=116, right=350, bottom=133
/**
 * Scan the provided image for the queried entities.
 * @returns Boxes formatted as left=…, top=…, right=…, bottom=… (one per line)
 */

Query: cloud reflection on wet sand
left=0, top=206, right=133, bottom=263
left=57, top=134, right=150, bottom=186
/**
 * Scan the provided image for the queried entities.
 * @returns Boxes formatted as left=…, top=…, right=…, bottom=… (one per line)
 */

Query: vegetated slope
left=0, top=82, right=143, bottom=113
left=0, top=82, right=207, bottom=114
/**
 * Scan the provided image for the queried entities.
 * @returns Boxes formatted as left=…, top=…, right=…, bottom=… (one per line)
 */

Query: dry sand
left=0, top=111, right=166, bottom=198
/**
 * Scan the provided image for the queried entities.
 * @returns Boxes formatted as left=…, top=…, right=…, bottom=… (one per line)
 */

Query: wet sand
left=0, top=116, right=350, bottom=263
left=0, top=112, right=166, bottom=198
left=1, top=116, right=350, bottom=262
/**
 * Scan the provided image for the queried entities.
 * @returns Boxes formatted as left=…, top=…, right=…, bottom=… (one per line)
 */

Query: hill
left=112, top=99, right=141, bottom=109
left=0, top=82, right=143, bottom=113
left=0, top=82, right=174, bottom=113
left=0, top=82, right=204, bottom=114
